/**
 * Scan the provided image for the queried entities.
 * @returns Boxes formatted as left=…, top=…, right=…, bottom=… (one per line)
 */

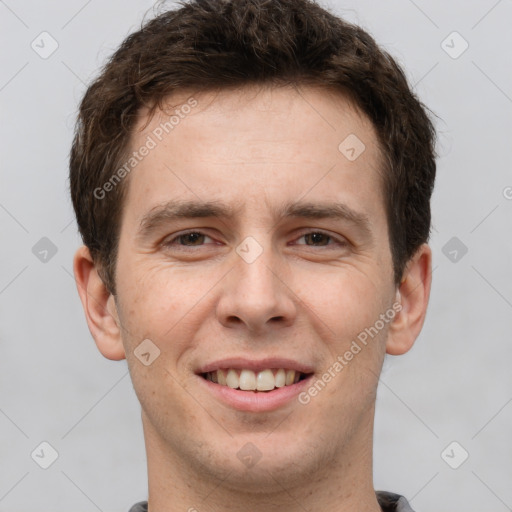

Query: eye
left=163, top=231, right=214, bottom=247
left=294, top=231, right=347, bottom=248
left=298, top=232, right=331, bottom=247
left=161, top=229, right=347, bottom=251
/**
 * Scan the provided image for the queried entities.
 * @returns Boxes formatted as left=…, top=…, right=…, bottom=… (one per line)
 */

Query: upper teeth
left=204, top=369, right=301, bottom=391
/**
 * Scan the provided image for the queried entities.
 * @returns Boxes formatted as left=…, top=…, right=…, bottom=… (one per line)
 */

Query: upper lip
left=196, top=357, right=315, bottom=375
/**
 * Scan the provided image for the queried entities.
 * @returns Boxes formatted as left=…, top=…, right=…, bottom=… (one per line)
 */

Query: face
left=107, top=85, right=401, bottom=488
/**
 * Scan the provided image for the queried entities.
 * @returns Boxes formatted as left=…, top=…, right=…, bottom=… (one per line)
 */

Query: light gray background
left=1, top=0, right=511, bottom=511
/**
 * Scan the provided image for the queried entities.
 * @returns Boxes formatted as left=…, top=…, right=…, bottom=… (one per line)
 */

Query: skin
left=74, top=84, right=431, bottom=512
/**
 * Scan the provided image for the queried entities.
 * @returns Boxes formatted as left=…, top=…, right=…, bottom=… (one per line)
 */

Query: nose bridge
left=216, top=234, right=296, bottom=332
left=237, top=239, right=278, bottom=296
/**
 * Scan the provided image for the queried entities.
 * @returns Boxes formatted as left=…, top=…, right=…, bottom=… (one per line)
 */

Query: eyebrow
left=137, top=200, right=243, bottom=240
left=137, top=199, right=373, bottom=241
left=278, top=201, right=371, bottom=234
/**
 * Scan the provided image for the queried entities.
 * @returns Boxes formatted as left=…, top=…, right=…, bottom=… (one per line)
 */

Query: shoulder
left=128, top=501, right=148, bottom=512
left=376, top=490, right=416, bottom=512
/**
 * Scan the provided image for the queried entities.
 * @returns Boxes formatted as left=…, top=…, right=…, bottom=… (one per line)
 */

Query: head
left=71, top=0, right=435, bottom=500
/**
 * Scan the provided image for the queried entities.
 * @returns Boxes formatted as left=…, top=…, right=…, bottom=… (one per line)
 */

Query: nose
left=216, top=242, right=297, bottom=334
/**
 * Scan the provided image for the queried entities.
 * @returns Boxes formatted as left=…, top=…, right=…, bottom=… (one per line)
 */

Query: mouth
left=195, top=358, right=315, bottom=411
left=201, top=368, right=312, bottom=392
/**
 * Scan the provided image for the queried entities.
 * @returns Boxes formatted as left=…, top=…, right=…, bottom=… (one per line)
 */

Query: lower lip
left=198, top=374, right=314, bottom=412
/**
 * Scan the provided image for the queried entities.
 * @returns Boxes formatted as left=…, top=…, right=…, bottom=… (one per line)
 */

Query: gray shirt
left=128, top=491, right=415, bottom=511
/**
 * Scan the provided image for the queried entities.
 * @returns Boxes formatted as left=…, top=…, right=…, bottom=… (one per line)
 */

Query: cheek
left=297, top=265, right=389, bottom=335
left=296, top=265, right=392, bottom=394
left=115, top=259, right=216, bottom=351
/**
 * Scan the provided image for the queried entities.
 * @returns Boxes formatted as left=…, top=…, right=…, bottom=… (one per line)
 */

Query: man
left=70, top=0, right=436, bottom=510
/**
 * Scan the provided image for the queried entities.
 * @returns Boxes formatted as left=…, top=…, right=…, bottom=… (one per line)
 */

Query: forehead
left=121, top=84, right=385, bottom=228
left=134, top=84, right=380, bottom=160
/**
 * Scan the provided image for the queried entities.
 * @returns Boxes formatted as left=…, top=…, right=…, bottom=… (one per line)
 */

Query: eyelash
left=162, top=229, right=348, bottom=249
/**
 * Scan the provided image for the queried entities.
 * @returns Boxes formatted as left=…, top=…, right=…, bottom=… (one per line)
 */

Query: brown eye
left=163, top=231, right=214, bottom=248
left=303, top=232, right=331, bottom=246
left=293, top=230, right=349, bottom=250
left=178, top=232, right=206, bottom=246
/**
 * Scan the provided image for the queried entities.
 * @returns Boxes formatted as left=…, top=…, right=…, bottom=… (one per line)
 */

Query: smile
left=196, top=357, right=315, bottom=411
left=202, top=368, right=310, bottom=392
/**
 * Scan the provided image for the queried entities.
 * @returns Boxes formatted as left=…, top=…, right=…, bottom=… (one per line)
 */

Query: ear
left=386, top=244, right=432, bottom=355
left=73, top=245, right=126, bottom=360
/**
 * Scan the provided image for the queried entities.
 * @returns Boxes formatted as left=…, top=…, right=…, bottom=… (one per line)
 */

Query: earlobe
left=386, top=244, right=432, bottom=355
left=73, top=245, right=126, bottom=361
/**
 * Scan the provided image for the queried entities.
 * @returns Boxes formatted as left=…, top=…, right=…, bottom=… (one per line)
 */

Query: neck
left=142, top=407, right=382, bottom=512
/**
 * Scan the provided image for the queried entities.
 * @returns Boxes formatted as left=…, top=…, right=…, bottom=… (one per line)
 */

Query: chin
left=192, top=433, right=326, bottom=492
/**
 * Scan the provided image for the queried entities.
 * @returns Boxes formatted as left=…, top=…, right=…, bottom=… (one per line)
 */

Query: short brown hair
left=69, top=0, right=436, bottom=295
